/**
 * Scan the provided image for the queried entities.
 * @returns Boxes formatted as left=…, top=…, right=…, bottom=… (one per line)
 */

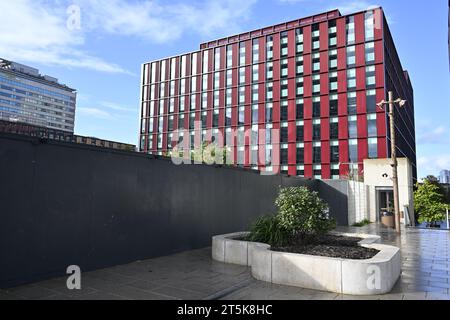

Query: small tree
left=415, top=178, right=449, bottom=226
left=276, top=186, right=335, bottom=241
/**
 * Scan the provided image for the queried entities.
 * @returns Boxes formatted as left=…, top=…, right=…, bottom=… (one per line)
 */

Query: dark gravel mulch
left=271, top=234, right=379, bottom=260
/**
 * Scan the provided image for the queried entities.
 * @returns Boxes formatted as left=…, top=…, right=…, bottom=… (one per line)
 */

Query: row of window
left=145, top=11, right=376, bottom=84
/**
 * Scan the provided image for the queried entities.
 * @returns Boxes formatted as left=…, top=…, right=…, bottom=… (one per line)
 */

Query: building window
left=266, top=103, right=273, bottom=122
left=347, top=68, right=356, bottom=89
left=214, top=72, right=220, bottom=89
left=214, top=48, right=220, bottom=70
left=313, top=119, right=321, bottom=140
left=281, top=80, right=288, bottom=98
left=252, top=104, right=259, bottom=123
left=367, top=113, right=377, bottom=137
left=296, top=144, right=304, bottom=164
left=280, top=100, right=288, bottom=121
left=214, top=90, right=219, bottom=108
left=189, top=113, right=195, bottom=130
left=312, top=96, right=321, bottom=117
left=281, top=31, right=288, bottom=56
left=349, top=139, right=358, bottom=162
left=296, top=77, right=304, bottom=96
left=252, top=84, right=259, bottom=102
left=266, top=124, right=272, bottom=145
left=213, top=109, right=219, bottom=127
left=226, top=88, right=232, bottom=106
left=330, top=94, right=338, bottom=116
left=296, top=28, right=304, bottom=53
left=157, top=134, right=163, bottom=149
left=346, top=16, right=355, bottom=44
left=297, top=164, right=305, bottom=177
left=266, top=62, right=273, bottom=79
left=313, top=142, right=321, bottom=163
left=191, top=53, right=198, bottom=75
left=368, top=137, right=378, bottom=158
left=329, top=49, right=337, bottom=69
left=190, top=94, right=196, bottom=110
left=170, top=80, right=175, bottom=96
left=366, top=65, right=376, bottom=88
left=160, top=60, right=167, bottom=81
left=226, top=45, right=233, bottom=68
left=281, top=122, right=288, bottom=143
left=348, top=115, right=357, bottom=138
left=366, top=89, right=376, bottom=113
left=365, top=11, right=375, bottom=41
left=330, top=117, right=339, bottom=139
left=180, top=56, right=187, bottom=78
left=348, top=91, right=357, bottom=114
left=280, top=145, right=288, bottom=165
left=252, top=64, right=259, bottom=82
left=312, top=53, right=320, bottom=72
left=313, top=164, right=322, bottom=179
left=296, top=121, right=304, bottom=141
left=266, top=144, right=272, bottom=165
left=296, top=99, right=304, bottom=119
left=226, top=107, right=232, bottom=126
left=226, top=69, right=232, bottom=87
left=179, top=96, right=185, bottom=112
left=191, top=76, right=197, bottom=92
left=239, top=86, right=245, bottom=104
left=296, top=56, right=304, bottom=75
left=180, top=78, right=186, bottom=95
left=253, top=38, right=260, bottom=63
left=202, top=92, right=207, bottom=109
left=312, top=75, right=320, bottom=94
left=347, top=46, right=356, bottom=66
left=329, top=20, right=337, bottom=46
left=331, top=164, right=340, bottom=179
left=365, top=42, right=375, bottom=63
left=178, top=114, right=185, bottom=129
left=203, top=50, right=209, bottom=73
left=312, top=23, right=320, bottom=50
left=238, top=106, right=245, bottom=125
left=266, top=82, right=273, bottom=101
left=266, top=35, right=274, bottom=60
left=168, top=115, right=174, bottom=131
left=281, top=59, right=288, bottom=78
left=329, top=72, right=338, bottom=92
left=239, top=67, right=245, bottom=84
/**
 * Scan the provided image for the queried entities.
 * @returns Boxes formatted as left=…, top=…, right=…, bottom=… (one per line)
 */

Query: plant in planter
left=414, top=177, right=449, bottom=227
left=247, top=186, right=335, bottom=246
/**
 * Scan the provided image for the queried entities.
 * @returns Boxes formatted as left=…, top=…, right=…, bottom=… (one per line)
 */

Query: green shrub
left=275, top=186, right=335, bottom=240
left=246, top=215, right=290, bottom=247
left=352, top=219, right=371, bottom=227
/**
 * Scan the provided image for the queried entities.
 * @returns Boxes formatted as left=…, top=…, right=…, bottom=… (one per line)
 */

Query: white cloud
left=418, top=154, right=450, bottom=178
left=100, top=101, right=136, bottom=113
left=76, top=0, right=258, bottom=43
left=0, top=0, right=258, bottom=73
left=417, top=125, right=450, bottom=145
left=330, top=1, right=379, bottom=15
left=77, top=107, right=113, bottom=119
left=0, top=0, right=130, bottom=74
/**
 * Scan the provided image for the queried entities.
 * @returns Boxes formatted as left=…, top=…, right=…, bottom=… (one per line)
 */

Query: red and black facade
left=139, top=7, right=417, bottom=180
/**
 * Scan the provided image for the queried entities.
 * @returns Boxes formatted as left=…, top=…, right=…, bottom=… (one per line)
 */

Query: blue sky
left=0, top=0, right=449, bottom=179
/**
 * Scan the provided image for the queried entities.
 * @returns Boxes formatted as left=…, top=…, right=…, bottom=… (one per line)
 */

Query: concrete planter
left=212, top=231, right=401, bottom=295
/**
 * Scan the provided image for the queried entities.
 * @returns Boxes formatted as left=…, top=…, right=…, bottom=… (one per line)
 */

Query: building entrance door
left=377, top=188, right=394, bottom=222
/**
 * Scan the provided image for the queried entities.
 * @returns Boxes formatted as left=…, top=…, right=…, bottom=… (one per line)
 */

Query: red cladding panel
left=288, top=143, right=296, bottom=165
left=321, top=118, right=330, bottom=140
left=356, top=90, right=366, bottom=114
left=288, top=121, right=296, bottom=143
left=273, top=60, right=280, bottom=80
left=304, top=119, right=312, bottom=142
left=337, top=70, right=347, bottom=93
left=336, top=17, right=346, bottom=47
left=338, top=93, right=347, bottom=116
left=355, top=44, right=365, bottom=66
left=319, top=22, right=329, bottom=51
left=272, top=33, right=281, bottom=61
left=321, top=164, right=331, bottom=179
left=320, top=51, right=329, bottom=74
left=337, top=47, right=346, bottom=70
left=357, top=114, right=367, bottom=138
left=303, top=76, right=312, bottom=97
left=375, top=64, right=384, bottom=87
left=374, top=8, right=383, bottom=40
left=374, top=40, right=383, bottom=64
left=358, top=138, right=368, bottom=162
left=320, top=72, right=329, bottom=95
left=338, top=116, right=348, bottom=139
left=321, top=95, right=329, bottom=118
left=304, top=97, right=312, bottom=119
left=288, top=98, right=296, bottom=121
left=288, top=57, right=296, bottom=78
left=303, top=54, right=312, bottom=74
left=288, top=29, right=296, bottom=57
left=377, top=111, right=387, bottom=137
left=304, top=142, right=313, bottom=164
left=303, top=25, right=312, bottom=54
left=354, top=13, right=365, bottom=43
left=378, top=137, right=387, bottom=158
left=356, top=66, right=366, bottom=91
left=321, top=140, right=330, bottom=163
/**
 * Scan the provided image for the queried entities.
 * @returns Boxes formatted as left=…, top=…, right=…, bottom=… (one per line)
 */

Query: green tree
left=414, top=178, right=449, bottom=225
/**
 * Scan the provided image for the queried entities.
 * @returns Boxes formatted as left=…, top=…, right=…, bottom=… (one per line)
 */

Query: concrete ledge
left=212, top=232, right=400, bottom=295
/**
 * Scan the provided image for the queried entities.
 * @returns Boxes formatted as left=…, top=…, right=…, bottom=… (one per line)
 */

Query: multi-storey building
left=0, top=58, right=76, bottom=133
left=139, top=7, right=417, bottom=181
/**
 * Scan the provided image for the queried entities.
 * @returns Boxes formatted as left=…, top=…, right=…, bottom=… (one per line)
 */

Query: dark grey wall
left=0, top=134, right=347, bottom=288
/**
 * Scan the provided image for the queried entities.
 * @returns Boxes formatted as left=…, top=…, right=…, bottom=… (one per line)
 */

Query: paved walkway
left=1, top=224, right=450, bottom=300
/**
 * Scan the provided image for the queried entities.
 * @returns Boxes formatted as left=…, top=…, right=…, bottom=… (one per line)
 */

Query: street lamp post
left=377, top=91, right=407, bottom=234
